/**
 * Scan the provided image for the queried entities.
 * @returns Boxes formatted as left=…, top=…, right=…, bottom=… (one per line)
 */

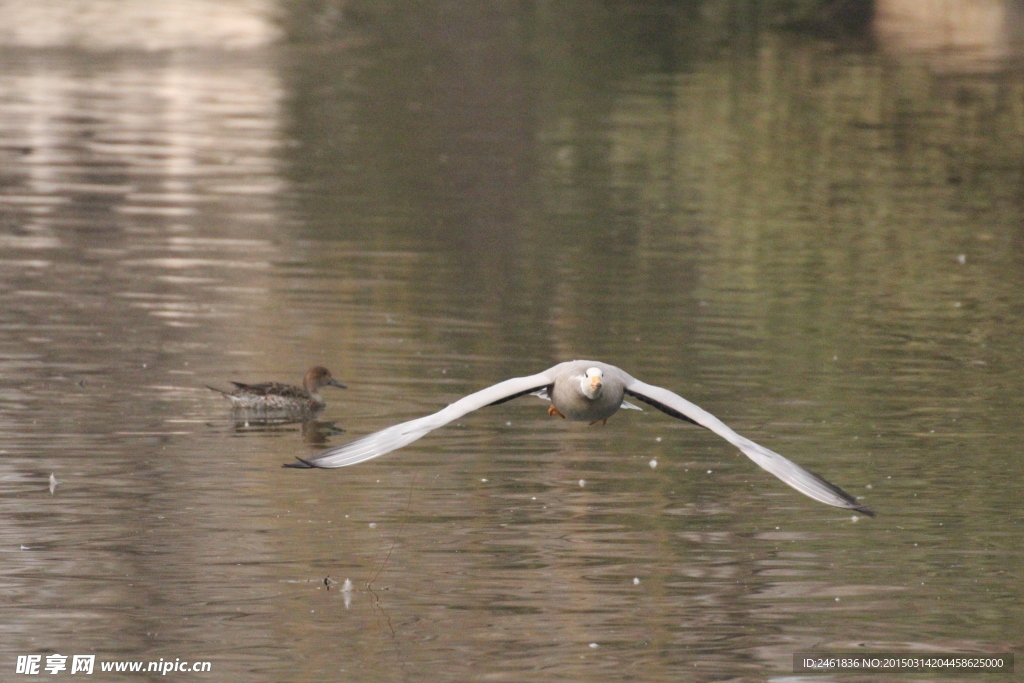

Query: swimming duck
left=284, top=360, right=873, bottom=516
left=208, top=366, right=346, bottom=414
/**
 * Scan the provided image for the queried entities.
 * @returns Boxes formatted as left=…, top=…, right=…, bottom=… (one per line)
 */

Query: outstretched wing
left=285, top=371, right=554, bottom=469
left=625, top=379, right=874, bottom=516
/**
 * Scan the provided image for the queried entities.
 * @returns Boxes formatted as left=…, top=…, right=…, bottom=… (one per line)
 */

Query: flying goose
left=285, top=360, right=873, bottom=516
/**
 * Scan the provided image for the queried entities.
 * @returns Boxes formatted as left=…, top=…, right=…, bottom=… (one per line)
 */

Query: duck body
left=209, top=366, right=346, bottom=415
left=220, top=381, right=326, bottom=412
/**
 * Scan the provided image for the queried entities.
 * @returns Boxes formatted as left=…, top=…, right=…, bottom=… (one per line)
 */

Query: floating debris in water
left=649, top=459, right=657, bottom=469
left=368, top=523, right=376, bottom=528
left=589, top=643, right=599, bottom=649
left=633, top=577, right=640, bottom=585
left=342, top=578, right=353, bottom=608
left=578, top=479, right=585, bottom=487
left=49, top=473, right=58, bottom=494
left=957, top=254, right=966, bottom=264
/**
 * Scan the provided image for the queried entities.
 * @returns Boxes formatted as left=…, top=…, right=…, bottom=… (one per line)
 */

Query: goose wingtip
left=853, top=504, right=876, bottom=518
left=282, top=456, right=316, bottom=469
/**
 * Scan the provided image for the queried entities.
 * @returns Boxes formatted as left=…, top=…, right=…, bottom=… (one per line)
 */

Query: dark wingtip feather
left=282, top=457, right=316, bottom=469
left=805, top=468, right=875, bottom=517
left=854, top=504, right=876, bottom=518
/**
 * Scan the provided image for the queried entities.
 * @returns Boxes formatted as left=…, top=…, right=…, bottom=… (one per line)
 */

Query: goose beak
left=328, top=379, right=347, bottom=389
left=590, top=376, right=602, bottom=390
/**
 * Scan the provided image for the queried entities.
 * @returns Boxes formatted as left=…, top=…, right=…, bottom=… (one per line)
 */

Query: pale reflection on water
left=1, top=2, right=1022, bottom=681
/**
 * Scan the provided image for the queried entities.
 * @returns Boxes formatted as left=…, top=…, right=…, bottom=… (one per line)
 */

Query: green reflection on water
left=272, top=3, right=1024, bottom=670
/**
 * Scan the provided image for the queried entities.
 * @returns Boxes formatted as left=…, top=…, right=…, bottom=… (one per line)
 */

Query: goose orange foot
left=548, top=405, right=566, bottom=419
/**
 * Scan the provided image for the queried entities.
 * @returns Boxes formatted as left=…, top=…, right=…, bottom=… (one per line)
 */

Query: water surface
left=0, top=3, right=1021, bottom=681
